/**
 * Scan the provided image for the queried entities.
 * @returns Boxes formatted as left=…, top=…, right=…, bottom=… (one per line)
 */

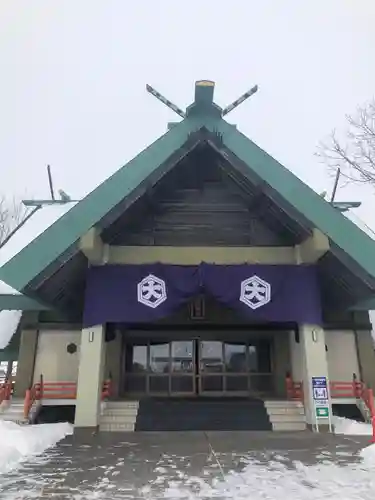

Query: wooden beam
left=79, top=227, right=104, bottom=264
left=295, top=228, right=330, bottom=263
left=107, top=245, right=296, bottom=265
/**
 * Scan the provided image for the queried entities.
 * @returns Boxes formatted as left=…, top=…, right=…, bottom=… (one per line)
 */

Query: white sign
left=313, top=387, right=328, bottom=400
left=240, top=275, right=271, bottom=310
left=137, top=274, right=167, bottom=309
left=311, top=376, right=333, bottom=431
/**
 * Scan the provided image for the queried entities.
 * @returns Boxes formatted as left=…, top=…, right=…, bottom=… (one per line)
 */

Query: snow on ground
left=152, top=453, right=375, bottom=500
left=141, top=443, right=375, bottom=500
left=1, top=424, right=375, bottom=499
left=0, top=420, right=73, bottom=474
left=334, top=416, right=373, bottom=436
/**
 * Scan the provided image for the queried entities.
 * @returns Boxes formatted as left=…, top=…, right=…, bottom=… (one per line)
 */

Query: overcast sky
left=0, top=1, right=374, bottom=229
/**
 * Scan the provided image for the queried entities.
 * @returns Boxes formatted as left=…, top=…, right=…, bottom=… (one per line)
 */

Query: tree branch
left=0, top=195, right=28, bottom=245
left=316, top=99, right=375, bottom=186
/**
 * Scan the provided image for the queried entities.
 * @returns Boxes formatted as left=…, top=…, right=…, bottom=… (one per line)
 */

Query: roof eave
left=0, top=293, right=51, bottom=311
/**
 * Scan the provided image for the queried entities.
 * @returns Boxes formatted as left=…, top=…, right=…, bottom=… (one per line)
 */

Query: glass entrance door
left=197, top=340, right=273, bottom=396
left=199, top=341, right=224, bottom=394
left=170, top=340, right=195, bottom=395
left=123, top=338, right=273, bottom=397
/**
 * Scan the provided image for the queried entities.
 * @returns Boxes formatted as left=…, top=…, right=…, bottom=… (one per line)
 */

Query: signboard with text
left=312, top=376, right=333, bottom=432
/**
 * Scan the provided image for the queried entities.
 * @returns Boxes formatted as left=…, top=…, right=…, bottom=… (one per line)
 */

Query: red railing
left=0, top=381, right=12, bottom=405
left=330, top=381, right=359, bottom=399
left=286, top=375, right=303, bottom=400
left=102, top=379, right=112, bottom=399
left=23, top=377, right=112, bottom=420
left=24, top=374, right=44, bottom=419
left=285, top=374, right=375, bottom=442
left=353, top=379, right=375, bottom=443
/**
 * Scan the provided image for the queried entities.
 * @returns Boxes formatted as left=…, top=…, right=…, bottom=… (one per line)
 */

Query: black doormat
left=135, top=397, right=272, bottom=431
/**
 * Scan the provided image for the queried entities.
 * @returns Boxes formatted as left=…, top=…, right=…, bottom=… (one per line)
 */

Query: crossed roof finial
left=146, top=81, right=258, bottom=118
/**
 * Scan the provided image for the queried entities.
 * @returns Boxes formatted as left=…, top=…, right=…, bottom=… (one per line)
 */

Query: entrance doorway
left=122, top=338, right=273, bottom=397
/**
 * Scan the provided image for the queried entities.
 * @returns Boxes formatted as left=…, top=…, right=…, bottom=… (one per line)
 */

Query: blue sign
left=312, top=376, right=328, bottom=401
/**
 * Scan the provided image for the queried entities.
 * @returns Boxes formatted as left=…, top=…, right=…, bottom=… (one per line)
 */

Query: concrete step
left=268, top=413, right=306, bottom=423
left=0, top=414, right=28, bottom=424
left=104, top=401, right=139, bottom=409
left=265, top=407, right=305, bottom=415
left=263, top=400, right=307, bottom=431
left=102, top=408, right=139, bottom=417
left=1, top=406, right=26, bottom=413
left=264, top=400, right=304, bottom=408
left=272, top=422, right=307, bottom=431
left=100, top=415, right=137, bottom=424
left=99, top=401, right=139, bottom=432
left=100, top=422, right=135, bottom=432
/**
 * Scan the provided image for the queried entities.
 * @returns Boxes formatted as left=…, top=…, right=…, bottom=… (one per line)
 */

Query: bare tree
left=0, top=196, right=28, bottom=245
left=317, top=99, right=375, bottom=185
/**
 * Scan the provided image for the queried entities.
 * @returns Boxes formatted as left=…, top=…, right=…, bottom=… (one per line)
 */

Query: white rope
left=204, top=432, right=226, bottom=481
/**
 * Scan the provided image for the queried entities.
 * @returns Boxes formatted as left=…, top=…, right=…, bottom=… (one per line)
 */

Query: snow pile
left=360, top=443, right=375, bottom=466
left=0, top=310, right=22, bottom=349
left=334, top=416, right=373, bottom=435
left=0, top=420, right=73, bottom=473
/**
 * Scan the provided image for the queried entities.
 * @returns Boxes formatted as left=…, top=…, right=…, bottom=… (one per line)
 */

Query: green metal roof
left=1, top=80, right=375, bottom=296
left=0, top=294, right=51, bottom=312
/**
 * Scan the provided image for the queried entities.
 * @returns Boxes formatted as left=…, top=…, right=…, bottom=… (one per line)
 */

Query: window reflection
left=171, top=341, right=193, bottom=373
left=200, top=341, right=223, bottom=373
left=129, top=345, right=148, bottom=373
left=248, top=345, right=258, bottom=372
left=224, top=343, right=247, bottom=372
left=150, top=343, right=170, bottom=373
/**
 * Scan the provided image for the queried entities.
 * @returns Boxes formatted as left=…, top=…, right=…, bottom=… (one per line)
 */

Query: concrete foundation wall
left=326, top=330, right=360, bottom=382
left=32, top=330, right=81, bottom=384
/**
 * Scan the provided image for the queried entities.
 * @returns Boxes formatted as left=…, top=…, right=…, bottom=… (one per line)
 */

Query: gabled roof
left=0, top=202, right=76, bottom=348
left=1, top=80, right=375, bottom=300
left=0, top=202, right=76, bottom=293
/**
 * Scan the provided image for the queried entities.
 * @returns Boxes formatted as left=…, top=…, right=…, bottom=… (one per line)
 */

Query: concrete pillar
left=356, top=330, right=375, bottom=390
left=299, top=324, right=331, bottom=429
left=14, top=329, right=38, bottom=398
left=104, top=331, right=122, bottom=398
left=75, top=324, right=106, bottom=429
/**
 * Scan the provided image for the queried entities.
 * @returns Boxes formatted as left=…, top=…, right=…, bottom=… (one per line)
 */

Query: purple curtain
left=83, top=263, right=322, bottom=327
left=201, top=263, right=322, bottom=325
left=83, top=264, right=200, bottom=327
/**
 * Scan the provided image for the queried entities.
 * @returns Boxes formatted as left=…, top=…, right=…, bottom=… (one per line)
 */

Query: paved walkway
left=0, top=431, right=371, bottom=499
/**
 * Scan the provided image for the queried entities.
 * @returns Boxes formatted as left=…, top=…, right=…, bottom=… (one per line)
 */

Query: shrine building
left=1, top=80, right=375, bottom=433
